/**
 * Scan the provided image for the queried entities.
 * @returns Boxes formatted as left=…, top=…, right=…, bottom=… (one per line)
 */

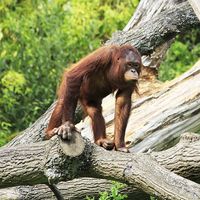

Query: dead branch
left=1, top=133, right=200, bottom=199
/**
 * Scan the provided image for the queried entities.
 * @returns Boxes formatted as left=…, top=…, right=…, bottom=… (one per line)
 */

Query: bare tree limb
left=1, top=132, right=200, bottom=199
left=124, top=0, right=187, bottom=72
left=0, top=3, right=199, bottom=199
left=107, top=2, right=200, bottom=55
left=0, top=178, right=148, bottom=200
left=1, top=133, right=200, bottom=199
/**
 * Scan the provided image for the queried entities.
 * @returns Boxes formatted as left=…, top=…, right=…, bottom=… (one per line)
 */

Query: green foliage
left=159, top=30, right=200, bottom=81
left=0, top=0, right=138, bottom=145
left=0, top=70, right=26, bottom=139
left=86, top=181, right=128, bottom=200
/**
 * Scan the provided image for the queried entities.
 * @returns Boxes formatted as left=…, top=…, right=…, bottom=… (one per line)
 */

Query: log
left=90, top=135, right=200, bottom=200
left=1, top=1, right=200, bottom=199
left=124, top=0, right=186, bottom=71
left=152, top=132, right=200, bottom=184
left=1, top=132, right=200, bottom=199
left=107, top=2, right=200, bottom=55
left=124, top=0, right=186, bottom=31
left=0, top=133, right=91, bottom=188
left=1, top=133, right=200, bottom=199
left=0, top=178, right=148, bottom=200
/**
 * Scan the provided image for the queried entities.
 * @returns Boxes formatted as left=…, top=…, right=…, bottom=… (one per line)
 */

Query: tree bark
left=1, top=1, right=200, bottom=199
left=0, top=178, right=148, bottom=200
left=107, top=2, right=199, bottom=55
left=90, top=134, right=200, bottom=200
left=124, top=0, right=185, bottom=31
left=0, top=133, right=92, bottom=188
left=124, top=0, right=187, bottom=72
left=1, top=133, right=200, bottom=199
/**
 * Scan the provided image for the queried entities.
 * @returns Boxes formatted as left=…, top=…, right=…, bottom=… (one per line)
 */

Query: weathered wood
left=107, top=2, right=200, bottom=55
left=124, top=0, right=186, bottom=31
left=59, top=131, right=85, bottom=157
left=153, top=132, right=200, bottom=184
left=0, top=178, right=148, bottom=200
left=1, top=133, right=200, bottom=199
left=91, top=141, right=200, bottom=200
left=1, top=1, right=200, bottom=199
left=77, top=60, right=200, bottom=152
left=0, top=135, right=91, bottom=188
left=188, top=0, right=200, bottom=21
left=1, top=132, right=200, bottom=199
left=124, top=0, right=185, bottom=71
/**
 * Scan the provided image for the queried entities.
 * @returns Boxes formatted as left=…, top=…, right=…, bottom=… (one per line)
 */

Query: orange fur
left=46, top=44, right=141, bottom=151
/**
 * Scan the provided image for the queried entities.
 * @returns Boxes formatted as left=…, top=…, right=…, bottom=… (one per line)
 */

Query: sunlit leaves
left=0, top=0, right=138, bottom=144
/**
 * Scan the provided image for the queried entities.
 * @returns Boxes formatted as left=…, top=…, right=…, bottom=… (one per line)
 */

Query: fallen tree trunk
left=0, top=178, right=148, bottom=200
left=124, top=0, right=184, bottom=32
left=107, top=2, right=199, bottom=55
left=2, top=132, right=200, bottom=200
left=1, top=1, right=200, bottom=199
left=123, top=0, right=180, bottom=73
left=1, top=132, right=200, bottom=199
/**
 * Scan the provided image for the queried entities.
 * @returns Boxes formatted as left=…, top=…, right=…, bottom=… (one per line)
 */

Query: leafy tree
left=159, top=30, right=200, bottom=81
left=0, top=0, right=139, bottom=144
